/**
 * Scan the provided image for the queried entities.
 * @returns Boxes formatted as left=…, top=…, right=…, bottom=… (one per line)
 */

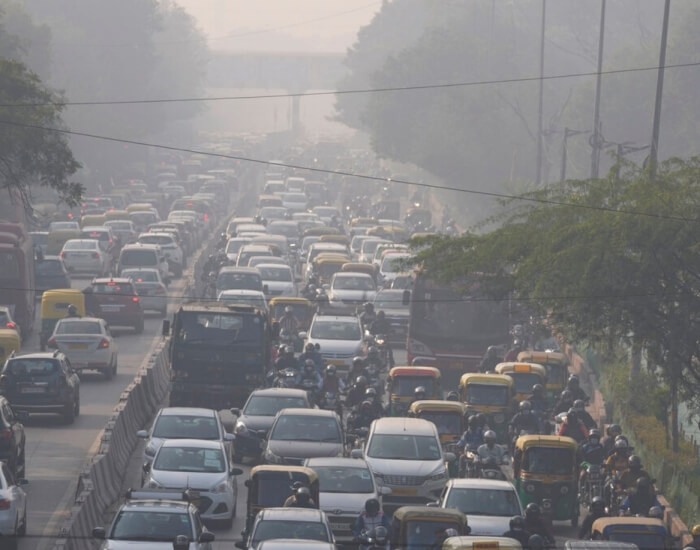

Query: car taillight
left=203, top=214, right=208, bottom=222
left=47, top=337, right=57, bottom=349
left=0, top=429, right=12, bottom=440
left=59, top=252, right=64, bottom=258
left=132, top=296, right=139, bottom=303
left=0, top=499, right=10, bottom=510
left=98, top=338, right=110, bottom=349
left=5, top=322, right=16, bottom=330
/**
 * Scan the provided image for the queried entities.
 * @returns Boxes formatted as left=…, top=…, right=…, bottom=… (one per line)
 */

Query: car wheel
left=63, top=402, right=75, bottom=425
left=134, top=318, right=144, bottom=334
left=103, top=366, right=113, bottom=380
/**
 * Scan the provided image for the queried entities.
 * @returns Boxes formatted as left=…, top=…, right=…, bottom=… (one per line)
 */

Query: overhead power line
left=0, top=118, right=697, bottom=224
left=1, top=59, right=700, bottom=109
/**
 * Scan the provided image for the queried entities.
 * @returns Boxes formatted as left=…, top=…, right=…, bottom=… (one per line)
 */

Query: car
left=256, top=540, right=337, bottom=550
left=84, top=277, right=145, bottom=333
left=231, top=388, right=311, bottom=462
left=0, top=461, right=28, bottom=542
left=263, top=408, right=345, bottom=466
left=285, top=177, right=306, bottom=192
left=378, top=252, right=412, bottom=287
left=144, top=439, right=243, bottom=527
left=0, top=307, right=19, bottom=334
left=438, top=478, right=524, bottom=536
left=80, top=226, right=117, bottom=264
left=225, top=237, right=252, bottom=262
left=92, top=489, right=215, bottom=549
left=267, top=220, right=301, bottom=244
left=47, top=317, right=118, bottom=379
left=0, top=396, right=27, bottom=478
left=137, top=407, right=234, bottom=467
left=137, top=232, right=184, bottom=277
left=258, top=206, right=288, bottom=222
left=359, top=238, right=390, bottom=264
left=373, top=289, right=410, bottom=342
left=48, top=221, right=80, bottom=232
left=328, top=272, right=376, bottom=310
left=29, top=231, right=49, bottom=256
left=104, top=220, right=138, bottom=246
left=238, top=507, right=334, bottom=550
left=118, top=243, right=169, bottom=282
left=0, top=351, right=80, bottom=424
left=120, top=268, right=168, bottom=316
left=312, top=206, right=341, bottom=225
left=360, top=417, right=452, bottom=510
left=217, top=289, right=269, bottom=314
left=215, top=266, right=264, bottom=296
left=236, top=244, right=274, bottom=268
left=281, top=193, right=308, bottom=213
left=302, top=315, right=364, bottom=373
left=258, top=264, right=296, bottom=297
left=34, top=255, right=71, bottom=295
left=60, top=239, right=109, bottom=276
left=305, top=457, right=388, bottom=542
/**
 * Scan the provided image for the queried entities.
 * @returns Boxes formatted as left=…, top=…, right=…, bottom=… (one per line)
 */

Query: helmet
left=365, top=498, right=380, bottom=516
left=355, top=376, right=368, bottom=388
left=305, top=343, right=315, bottom=353
left=284, top=306, right=293, bottom=314
left=352, top=356, right=364, bottom=368
left=614, top=438, right=629, bottom=450
left=361, top=400, right=373, bottom=414
left=365, top=387, right=377, bottom=399
left=589, top=429, right=601, bottom=443
left=414, top=386, right=426, bottom=400
left=468, top=415, right=479, bottom=427
left=525, top=502, right=541, bottom=519
left=532, top=384, right=544, bottom=395
left=648, top=506, right=663, bottom=519
left=325, top=364, right=336, bottom=376
left=446, top=391, right=459, bottom=401
left=486, top=346, right=498, bottom=357
left=628, top=455, right=642, bottom=469
left=567, top=374, right=580, bottom=387
left=560, top=389, right=573, bottom=401
left=519, top=400, right=532, bottom=412
left=591, top=496, right=605, bottom=512
left=483, top=430, right=497, bottom=443
left=67, top=304, right=78, bottom=316
left=314, top=343, right=321, bottom=351
left=527, top=534, right=545, bottom=550
left=573, top=399, right=585, bottom=411
left=636, top=476, right=651, bottom=490
left=304, top=359, right=315, bottom=371
left=607, top=423, right=622, bottom=437
left=278, top=344, right=287, bottom=354
left=509, top=516, right=525, bottom=530
left=692, top=525, right=700, bottom=536
left=476, top=413, right=487, bottom=427
left=285, top=345, right=294, bottom=355
left=377, top=310, right=385, bottom=319
left=364, top=302, right=374, bottom=312
left=374, top=526, right=389, bottom=544
left=295, top=486, right=311, bottom=505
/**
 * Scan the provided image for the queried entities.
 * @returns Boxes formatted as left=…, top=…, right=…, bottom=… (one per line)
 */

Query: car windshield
left=309, top=320, right=361, bottom=341
left=50, top=222, right=79, bottom=231
left=217, top=271, right=262, bottom=291
left=404, top=520, right=462, bottom=550
left=393, top=377, right=435, bottom=396
left=445, top=487, right=521, bottom=516
left=244, top=395, right=307, bottom=416
left=64, top=241, right=97, bottom=250
left=226, top=240, right=249, bottom=254
left=253, top=520, right=329, bottom=546
left=122, top=270, right=159, bottom=282
left=418, top=411, right=461, bottom=435
left=268, top=224, right=299, bottom=238
left=106, top=221, right=132, bottom=230
left=110, top=511, right=192, bottom=541
left=175, top=311, right=263, bottom=345
left=139, top=235, right=173, bottom=245
left=55, top=320, right=102, bottom=335
left=361, top=240, right=387, bottom=255
left=154, top=446, right=225, bottom=473
left=36, top=259, right=65, bottom=275
left=366, top=434, right=441, bottom=460
left=120, top=250, right=157, bottom=265
left=508, top=372, right=544, bottom=394
left=283, top=193, right=306, bottom=202
left=6, top=359, right=57, bottom=376
left=333, top=276, right=374, bottom=291
left=466, top=384, right=509, bottom=406
left=152, top=414, right=220, bottom=439
left=314, top=466, right=374, bottom=494
left=522, top=447, right=574, bottom=475
left=381, top=254, right=409, bottom=273
left=259, top=267, right=292, bottom=282
left=271, top=415, right=341, bottom=442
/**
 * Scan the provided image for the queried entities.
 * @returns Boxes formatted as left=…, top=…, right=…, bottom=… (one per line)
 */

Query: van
left=118, top=243, right=169, bottom=282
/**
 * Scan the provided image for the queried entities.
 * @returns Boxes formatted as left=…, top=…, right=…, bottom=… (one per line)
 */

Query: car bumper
left=0, top=509, right=17, bottom=535
left=96, top=311, right=141, bottom=327
left=233, top=433, right=265, bottom=457
left=61, top=349, right=112, bottom=370
left=325, top=513, right=360, bottom=542
left=138, top=295, right=168, bottom=312
left=198, top=490, right=235, bottom=520
left=64, top=258, right=102, bottom=272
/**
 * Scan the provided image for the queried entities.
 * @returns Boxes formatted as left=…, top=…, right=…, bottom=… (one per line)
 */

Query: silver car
left=121, top=268, right=168, bottom=316
left=48, top=317, right=118, bottom=379
left=301, top=315, right=364, bottom=373
left=239, top=507, right=334, bottom=550
left=60, top=239, right=108, bottom=275
left=328, top=273, right=376, bottom=310
left=0, top=462, right=28, bottom=539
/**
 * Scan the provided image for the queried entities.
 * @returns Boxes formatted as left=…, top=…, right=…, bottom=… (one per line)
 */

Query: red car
left=84, top=277, right=144, bottom=333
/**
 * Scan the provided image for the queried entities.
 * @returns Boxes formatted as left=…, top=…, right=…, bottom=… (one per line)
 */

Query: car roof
left=277, top=408, right=338, bottom=418
left=9, top=352, right=61, bottom=360
left=371, top=417, right=437, bottom=436
left=219, top=289, right=266, bottom=296
left=258, top=541, right=334, bottom=550
left=305, top=457, right=370, bottom=468
left=446, top=478, right=517, bottom=491
left=218, top=266, right=261, bottom=273
left=249, top=388, right=309, bottom=399
left=257, top=263, right=291, bottom=270
left=121, top=500, right=191, bottom=513
left=159, top=438, right=223, bottom=449
left=333, top=272, right=371, bottom=279
left=92, top=277, right=132, bottom=284
left=313, top=315, right=359, bottom=323
left=56, top=317, right=103, bottom=324
left=121, top=267, right=159, bottom=273
left=159, top=407, right=217, bottom=417
left=65, top=239, right=99, bottom=245
left=259, top=507, right=326, bottom=520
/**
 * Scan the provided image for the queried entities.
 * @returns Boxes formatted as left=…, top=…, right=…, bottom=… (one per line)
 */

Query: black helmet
left=614, top=437, right=629, bottom=450
left=528, top=534, right=545, bottom=550
left=295, top=486, right=311, bottom=505
left=573, top=399, right=585, bottom=411
left=355, top=375, right=368, bottom=388
left=305, top=342, right=315, bottom=353
left=525, top=502, right=541, bottom=519
left=532, top=383, right=544, bottom=395
left=628, top=455, right=642, bottom=469
left=352, top=356, right=364, bottom=368
left=67, top=304, right=78, bottom=316
left=326, top=364, right=336, bottom=376
left=561, top=389, right=573, bottom=401
left=364, top=302, right=374, bottom=312
left=304, top=359, right=315, bottom=370
left=476, top=413, right=487, bottom=427
left=607, top=423, right=622, bottom=437
left=636, top=476, right=651, bottom=490
left=648, top=506, right=663, bottom=519
left=365, top=387, right=377, bottom=399
left=414, top=386, right=426, bottom=399
left=519, top=400, right=532, bottom=412
left=483, top=430, right=497, bottom=443
left=615, top=434, right=630, bottom=446
left=567, top=374, right=580, bottom=387
left=589, top=429, right=601, bottom=443
left=591, top=496, right=605, bottom=512
left=468, top=415, right=479, bottom=427
left=446, top=391, right=459, bottom=401
left=509, top=516, right=525, bottom=530
left=365, top=498, right=380, bottom=516
left=486, top=346, right=498, bottom=357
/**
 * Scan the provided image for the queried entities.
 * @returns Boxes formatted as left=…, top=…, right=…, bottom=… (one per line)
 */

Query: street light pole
left=561, top=128, right=588, bottom=181
left=590, top=0, right=606, bottom=179
left=649, top=0, right=671, bottom=180
left=535, top=0, right=546, bottom=186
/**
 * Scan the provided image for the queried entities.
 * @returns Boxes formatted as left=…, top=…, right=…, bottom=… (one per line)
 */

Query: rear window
left=64, top=241, right=98, bottom=251
left=55, top=320, right=102, bottom=334
left=120, top=250, right=157, bottom=266
left=5, top=360, right=58, bottom=376
left=216, top=272, right=262, bottom=291
left=139, top=235, right=173, bottom=245
left=91, top=281, right=135, bottom=295
left=106, top=221, right=132, bottom=230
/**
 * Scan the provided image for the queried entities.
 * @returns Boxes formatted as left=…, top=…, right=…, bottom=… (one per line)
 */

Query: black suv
left=0, top=352, right=80, bottom=424
left=0, top=396, right=27, bottom=477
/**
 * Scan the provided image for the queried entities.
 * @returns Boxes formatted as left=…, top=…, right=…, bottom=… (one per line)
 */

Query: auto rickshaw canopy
left=494, top=362, right=547, bottom=398
left=591, top=517, right=667, bottom=550
left=409, top=400, right=468, bottom=415
left=269, top=297, right=314, bottom=330
left=319, top=234, right=350, bottom=246
left=392, top=506, right=469, bottom=548
left=0, top=328, right=21, bottom=365
left=80, top=214, right=108, bottom=227
left=442, top=536, right=523, bottom=550
left=40, top=289, right=86, bottom=318
left=104, top=209, right=130, bottom=221
left=245, top=465, right=319, bottom=509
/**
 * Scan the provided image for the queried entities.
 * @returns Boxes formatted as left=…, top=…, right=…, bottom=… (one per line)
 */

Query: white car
left=328, top=272, right=376, bottom=310
left=281, top=193, right=308, bottom=213
left=217, top=289, right=269, bottom=313
left=258, top=264, right=296, bottom=297
left=359, top=238, right=390, bottom=264
left=120, top=268, right=168, bottom=316
left=439, top=478, right=523, bottom=536
left=48, top=317, right=118, bottom=379
left=378, top=252, right=412, bottom=287
left=301, top=315, right=364, bottom=373
left=145, top=439, right=242, bottom=527
left=242, top=508, right=334, bottom=550
left=137, top=232, right=184, bottom=277
left=225, top=237, right=252, bottom=263
left=0, top=462, right=28, bottom=540
left=360, top=418, right=453, bottom=511
left=48, top=221, right=79, bottom=232
left=60, top=239, right=108, bottom=275
left=312, top=206, right=341, bottom=225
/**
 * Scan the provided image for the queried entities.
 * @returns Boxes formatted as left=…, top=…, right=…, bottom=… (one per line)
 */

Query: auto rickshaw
left=313, top=253, right=351, bottom=285
left=40, top=289, right=86, bottom=350
left=591, top=517, right=671, bottom=550
left=269, top=297, right=314, bottom=332
left=242, top=465, right=319, bottom=539
left=0, top=328, right=21, bottom=366
left=494, top=362, right=548, bottom=403
left=80, top=213, right=108, bottom=228
left=319, top=234, right=351, bottom=246
left=303, top=226, right=340, bottom=238
left=391, top=506, right=469, bottom=550
left=367, top=225, right=408, bottom=242
left=125, top=202, right=154, bottom=213
left=458, top=373, right=515, bottom=442
left=442, top=536, right=523, bottom=550
left=512, top=435, right=579, bottom=526
left=104, top=209, right=130, bottom=222
left=47, top=229, right=81, bottom=255
left=517, top=351, right=569, bottom=406
left=388, top=366, right=442, bottom=416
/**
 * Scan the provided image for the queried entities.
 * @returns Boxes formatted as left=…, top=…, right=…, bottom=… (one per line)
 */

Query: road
left=19, top=272, right=191, bottom=550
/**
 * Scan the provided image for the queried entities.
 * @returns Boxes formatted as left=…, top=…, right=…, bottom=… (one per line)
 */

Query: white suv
left=137, top=232, right=184, bottom=277
left=301, top=314, right=364, bottom=374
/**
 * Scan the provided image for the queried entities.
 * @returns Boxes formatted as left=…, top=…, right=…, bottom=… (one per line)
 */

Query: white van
left=118, top=243, right=169, bottom=282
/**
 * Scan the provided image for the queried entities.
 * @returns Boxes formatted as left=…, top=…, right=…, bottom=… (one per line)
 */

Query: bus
left=0, top=222, right=36, bottom=338
left=406, top=275, right=510, bottom=387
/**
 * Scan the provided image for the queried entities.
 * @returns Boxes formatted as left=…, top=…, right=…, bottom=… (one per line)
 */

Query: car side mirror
left=162, top=320, right=170, bottom=336
left=402, top=289, right=410, bottom=305
left=199, top=531, right=215, bottom=543
left=136, top=430, right=149, bottom=439
left=230, top=408, right=240, bottom=417
left=350, top=449, right=363, bottom=459
left=230, top=468, right=243, bottom=476
left=224, top=433, right=236, bottom=442
left=92, top=527, right=106, bottom=540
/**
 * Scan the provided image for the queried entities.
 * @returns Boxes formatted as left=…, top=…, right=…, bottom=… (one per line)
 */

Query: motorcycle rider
left=558, top=408, right=589, bottom=443
left=369, top=310, right=390, bottom=337
left=509, top=400, right=540, bottom=438
left=364, top=387, right=385, bottom=417
left=502, top=516, right=532, bottom=547
left=446, top=391, right=460, bottom=402
left=476, top=430, right=508, bottom=465
left=529, top=384, right=548, bottom=415
left=321, top=364, right=345, bottom=395
left=412, top=386, right=427, bottom=407
left=602, top=424, right=623, bottom=456
left=359, top=302, right=376, bottom=329
left=479, top=346, right=500, bottom=373
left=457, top=415, right=486, bottom=476
left=279, top=306, right=301, bottom=337
left=566, top=374, right=589, bottom=403
left=301, top=274, right=319, bottom=300
left=523, top=503, right=555, bottom=545
left=299, top=342, right=324, bottom=372
left=297, top=359, right=323, bottom=402
left=574, top=399, right=597, bottom=430
left=578, top=497, right=608, bottom=539
left=618, top=455, right=651, bottom=491
left=365, top=346, right=383, bottom=371
left=504, top=338, right=525, bottom=362
left=346, top=375, right=369, bottom=409
left=578, top=429, right=606, bottom=466
left=274, top=345, right=299, bottom=372
left=283, top=486, right=317, bottom=508
left=346, top=356, right=368, bottom=385
left=353, top=498, right=391, bottom=550
left=554, top=389, right=575, bottom=415
left=605, top=437, right=633, bottom=475
left=619, top=477, right=662, bottom=516
left=66, top=304, right=81, bottom=318
left=348, top=400, right=380, bottom=432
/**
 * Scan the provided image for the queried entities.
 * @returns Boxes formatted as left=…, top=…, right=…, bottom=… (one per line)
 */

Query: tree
left=411, top=159, right=700, bottom=452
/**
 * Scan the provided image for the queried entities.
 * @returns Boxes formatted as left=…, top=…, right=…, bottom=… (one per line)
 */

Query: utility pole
left=560, top=128, right=588, bottom=181
left=535, top=0, right=546, bottom=185
left=649, top=0, right=671, bottom=180
left=590, top=0, right=606, bottom=179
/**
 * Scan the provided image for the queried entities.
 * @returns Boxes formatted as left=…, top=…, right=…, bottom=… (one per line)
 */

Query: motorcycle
left=299, top=377, right=320, bottom=405
left=363, top=363, right=385, bottom=398
left=320, top=391, right=343, bottom=417
left=474, top=455, right=509, bottom=481
left=372, top=334, right=394, bottom=369
left=274, top=368, right=298, bottom=389
left=201, top=270, right=217, bottom=299
left=579, top=463, right=604, bottom=510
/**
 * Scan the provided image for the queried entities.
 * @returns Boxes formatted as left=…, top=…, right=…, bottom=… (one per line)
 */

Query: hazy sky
left=177, top=0, right=382, bottom=53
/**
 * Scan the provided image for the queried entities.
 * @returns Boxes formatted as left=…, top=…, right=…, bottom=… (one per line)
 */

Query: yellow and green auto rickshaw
left=269, top=297, right=314, bottom=332
left=0, top=328, right=21, bottom=366
left=39, top=289, right=86, bottom=350
left=303, top=226, right=340, bottom=238
left=591, top=517, right=671, bottom=550
left=387, top=366, right=442, bottom=417
left=442, top=536, right=523, bottom=550
left=513, top=435, right=579, bottom=526
left=494, top=362, right=548, bottom=403
left=517, top=351, right=569, bottom=406
left=104, top=209, right=130, bottom=222
left=391, top=506, right=469, bottom=550
left=458, top=373, right=515, bottom=442
left=242, top=465, right=319, bottom=539
left=312, top=253, right=351, bottom=286
left=319, top=234, right=351, bottom=247
left=47, top=229, right=81, bottom=255
left=80, top=213, right=108, bottom=228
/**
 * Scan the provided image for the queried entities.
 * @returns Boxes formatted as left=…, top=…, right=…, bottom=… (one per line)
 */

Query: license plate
left=390, top=487, right=417, bottom=496
left=21, top=387, right=45, bottom=394
left=68, top=343, right=88, bottom=350
left=328, top=359, right=346, bottom=366
left=330, top=523, right=349, bottom=531
left=101, top=305, right=121, bottom=312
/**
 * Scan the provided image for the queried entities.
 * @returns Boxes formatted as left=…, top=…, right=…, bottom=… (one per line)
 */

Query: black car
left=0, top=351, right=80, bottom=424
left=0, top=396, right=27, bottom=478
left=34, top=255, right=71, bottom=295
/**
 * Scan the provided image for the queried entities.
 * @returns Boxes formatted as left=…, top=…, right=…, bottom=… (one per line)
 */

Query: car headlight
left=429, top=470, right=448, bottom=482
left=211, top=479, right=231, bottom=494
left=264, top=449, right=282, bottom=464
left=234, top=422, right=248, bottom=436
